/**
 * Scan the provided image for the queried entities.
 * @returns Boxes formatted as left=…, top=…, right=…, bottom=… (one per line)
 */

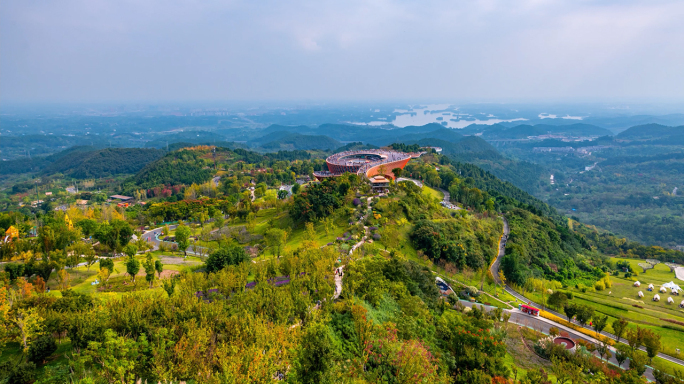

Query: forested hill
left=0, top=146, right=99, bottom=175
left=41, top=148, right=164, bottom=178
left=129, top=146, right=316, bottom=190
left=131, top=147, right=225, bottom=189
left=0, top=146, right=163, bottom=178
left=399, top=136, right=545, bottom=195
left=446, top=158, right=557, bottom=218
left=617, top=123, right=684, bottom=139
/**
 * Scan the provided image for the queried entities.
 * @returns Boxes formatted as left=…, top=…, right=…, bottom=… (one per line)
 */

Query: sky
left=2, top=0, right=684, bottom=103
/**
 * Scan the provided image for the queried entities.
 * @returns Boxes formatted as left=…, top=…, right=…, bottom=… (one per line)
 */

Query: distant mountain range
left=617, top=123, right=684, bottom=140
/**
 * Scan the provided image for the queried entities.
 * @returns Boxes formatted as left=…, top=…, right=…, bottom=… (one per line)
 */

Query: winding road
left=489, top=216, right=684, bottom=374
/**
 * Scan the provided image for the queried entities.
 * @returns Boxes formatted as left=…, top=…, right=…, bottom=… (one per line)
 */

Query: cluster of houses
left=634, top=280, right=684, bottom=307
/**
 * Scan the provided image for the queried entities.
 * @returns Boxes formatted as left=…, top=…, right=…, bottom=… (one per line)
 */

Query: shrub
left=549, top=327, right=560, bottom=337
left=205, top=246, right=249, bottom=273
left=602, top=276, right=612, bottom=288
left=594, top=281, right=606, bottom=291
left=28, top=334, right=57, bottom=364
left=2, top=361, right=36, bottom=384
left=466, top=286, right=480, bottom=297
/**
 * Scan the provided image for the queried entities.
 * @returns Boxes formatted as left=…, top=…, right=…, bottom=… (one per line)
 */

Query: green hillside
left=617, top=123, right=684, bottom=139
left=41, top=148, right=164, bottom=178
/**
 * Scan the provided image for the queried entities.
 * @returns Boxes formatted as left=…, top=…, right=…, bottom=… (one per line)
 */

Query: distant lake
left=354, top=104, right=527, bottom=128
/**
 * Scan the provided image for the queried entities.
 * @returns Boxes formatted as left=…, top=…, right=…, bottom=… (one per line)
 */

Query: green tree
left=143, top=253, right=156, bottom=288
left=563, top=303, right=578, bottom=323
left=612, top=318, right=629, bottom=343
left=76, top=218, right=99, bottom=237
left=643, top=329, right=661, bottom=364
left=205, top=246, right=249, bottom=273
left=123, top=244, right=138, bottom=258
left=615, top=344, right=630, bottom=368
left=391, top=167, right=403, bottom=179
left=94, top=219, right=133, bottom=255
left=214, top=216, right=225, bottom=232
left=99, top=258, right=114, bottom=273
left=292, top=321, right=334, bottom=384
left=125, top=256, right=140, bottom=283
left=154, top=259, right=163, bottom=278
left=629, top=352, right=647, bottom=376
left=595, top=340, right=612, bottom=361
left=547, top=291, right=568, bottom=310
left=265, top=228, right=286, bottom=257
left=174, top=225, right=191, bottom=256
left=277, top=189, right=289, bottom=200
left=593, top=314, right=608, bottom=338
left=575, top=305, right=594, bottom=327
left=626, top=326, right=645, bottom=353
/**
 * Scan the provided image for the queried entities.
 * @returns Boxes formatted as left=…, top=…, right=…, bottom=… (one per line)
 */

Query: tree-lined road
left=489, top=215, right=684, bottom=370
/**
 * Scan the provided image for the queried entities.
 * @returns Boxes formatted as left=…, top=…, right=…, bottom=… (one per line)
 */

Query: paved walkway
left=396, top=177, right=423, bottom=187
left=333, top=266, right=344, bottom=299
left=349, top=197, right=373, bottom=255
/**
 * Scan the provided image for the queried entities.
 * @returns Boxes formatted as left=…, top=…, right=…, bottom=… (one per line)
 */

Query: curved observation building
left=314, top=149, right=420, bottom=180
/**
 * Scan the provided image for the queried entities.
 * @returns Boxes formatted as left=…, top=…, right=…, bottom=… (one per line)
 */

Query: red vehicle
left=520, top=304, right=540, bottom=316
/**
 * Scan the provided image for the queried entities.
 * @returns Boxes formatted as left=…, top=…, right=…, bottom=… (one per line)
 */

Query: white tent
left=638, top=291, right=644, bottom=298
left=662, top=281, right=682, bottom=293
left=648, top=283, right=654, bottom=291
left=660, top=286, right=667, bottom=293
left=668, top=297, right=675, bottom=304
left=633, top=281, right=641, bottom=287
left=653, top=294, right=660, bottom=301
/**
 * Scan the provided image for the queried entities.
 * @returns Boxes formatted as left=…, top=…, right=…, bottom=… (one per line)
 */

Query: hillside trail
left=335, top=197, right=373, bottom=300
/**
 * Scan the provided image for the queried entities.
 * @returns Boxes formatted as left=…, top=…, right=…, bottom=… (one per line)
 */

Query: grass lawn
left=422, top=186, right=444, bottom=201
left=46, top=253, right=202, bottom=297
